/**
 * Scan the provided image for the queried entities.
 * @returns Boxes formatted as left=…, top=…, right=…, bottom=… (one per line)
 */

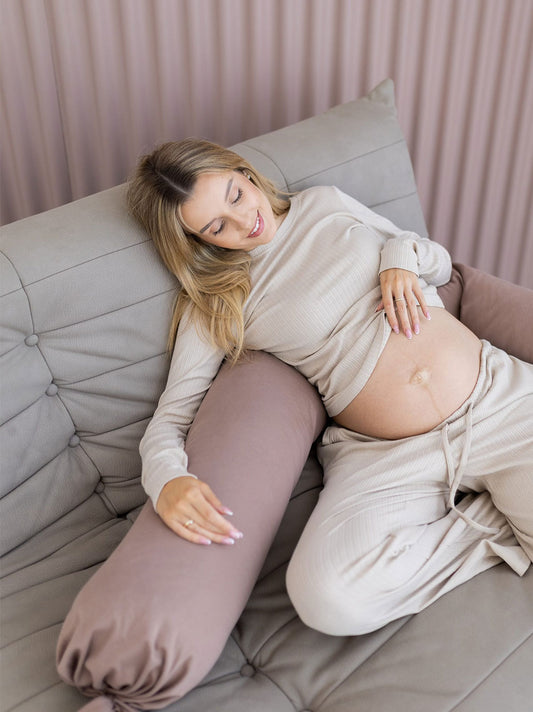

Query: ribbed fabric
left=286, top=341, right=533, bottom=636
left=140, top=186, right=452, bottom=507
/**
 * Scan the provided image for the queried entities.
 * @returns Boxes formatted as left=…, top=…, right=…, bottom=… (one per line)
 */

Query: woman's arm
left=334, top=187, right=452, bottom=337
left=140, top=307, right=241, bottom=545
left=334, top=186, right=452, bottom=286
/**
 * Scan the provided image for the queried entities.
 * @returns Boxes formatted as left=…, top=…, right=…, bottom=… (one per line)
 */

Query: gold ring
left=394, top=297, right=406, bottom=303
left=184, top=519, right=194, bottom=528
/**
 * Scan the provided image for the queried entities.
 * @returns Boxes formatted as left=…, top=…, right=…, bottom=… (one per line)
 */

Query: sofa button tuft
left=68, top=434, right=80, bottom=447
left=46, top=383, right=59, bottom=396
left=240, top=663, right=256, bottom=677
left=95, top=481, right=105, bottom=494
left=25, top=334, right=39, bottom=346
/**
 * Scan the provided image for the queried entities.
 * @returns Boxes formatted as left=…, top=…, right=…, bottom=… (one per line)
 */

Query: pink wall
left=1, top=0, right=532, bottom=286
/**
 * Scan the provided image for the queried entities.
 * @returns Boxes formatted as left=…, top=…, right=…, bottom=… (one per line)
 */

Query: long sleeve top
left=140, top=186, right=452, bottom=507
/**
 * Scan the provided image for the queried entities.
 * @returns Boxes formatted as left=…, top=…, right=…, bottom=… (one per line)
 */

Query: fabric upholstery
left=56, top=352, right=325, bottom=710
left=1, top=78, right=532, bottom=712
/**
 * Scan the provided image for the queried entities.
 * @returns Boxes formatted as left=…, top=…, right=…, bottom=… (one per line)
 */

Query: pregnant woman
left=126, top=137, right=532, bottom=636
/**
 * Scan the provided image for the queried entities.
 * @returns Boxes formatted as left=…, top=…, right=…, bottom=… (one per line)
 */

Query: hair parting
left=127, top=138, right=289, bottom=363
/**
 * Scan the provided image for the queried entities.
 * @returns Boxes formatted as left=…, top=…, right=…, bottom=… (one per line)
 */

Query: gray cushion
left=232, top=78, right=428, bottom=235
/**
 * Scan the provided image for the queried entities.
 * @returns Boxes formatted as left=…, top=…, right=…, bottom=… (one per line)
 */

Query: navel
left=410, top=366, right=431, bottom=386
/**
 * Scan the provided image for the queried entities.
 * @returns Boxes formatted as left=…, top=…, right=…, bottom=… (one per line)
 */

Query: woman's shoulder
left=291, top=185, right=369, bottom=221
left=295, top=184, right=342, bottom=201
left=294, top=184, right=361, bottom=210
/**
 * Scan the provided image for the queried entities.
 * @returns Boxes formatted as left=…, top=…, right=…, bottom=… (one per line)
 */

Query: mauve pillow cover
left=438, top=263, right=533, bottom=364
left=56, top=351, right=326, bottom=711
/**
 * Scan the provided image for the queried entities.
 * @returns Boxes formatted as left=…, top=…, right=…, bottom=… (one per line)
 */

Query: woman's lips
left=247, top=211, right=264, bottom=238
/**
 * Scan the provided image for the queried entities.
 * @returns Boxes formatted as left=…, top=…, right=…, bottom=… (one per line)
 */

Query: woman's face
left=180, top=170, right=284, bottom=251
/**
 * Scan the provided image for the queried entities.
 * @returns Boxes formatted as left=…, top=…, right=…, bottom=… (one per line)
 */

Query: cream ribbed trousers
left=286, top=341, right=533, bottom=636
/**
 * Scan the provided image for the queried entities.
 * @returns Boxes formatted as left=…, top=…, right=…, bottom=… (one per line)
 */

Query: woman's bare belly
left=333, top=307, right=482, bottom=439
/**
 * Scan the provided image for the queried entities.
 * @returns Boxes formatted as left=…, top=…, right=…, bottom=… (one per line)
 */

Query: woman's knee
left=286, top=529, right=431, bottom=636
left=286, top=546, right=388, bottom=636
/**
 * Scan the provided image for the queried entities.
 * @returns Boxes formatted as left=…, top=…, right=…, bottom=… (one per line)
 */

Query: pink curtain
left=1, top=0, right=531, bottom=286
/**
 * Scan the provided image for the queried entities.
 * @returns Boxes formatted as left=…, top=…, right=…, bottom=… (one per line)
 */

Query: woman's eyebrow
left=200, top=178, right=233, bottom=233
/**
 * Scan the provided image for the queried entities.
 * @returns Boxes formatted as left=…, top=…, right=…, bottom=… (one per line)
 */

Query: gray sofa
left=1, top=79, right=532, bottom=712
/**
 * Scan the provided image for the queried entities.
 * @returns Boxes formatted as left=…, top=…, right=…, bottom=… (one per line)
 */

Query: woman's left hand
left=377, top=268, right=431, bottom=339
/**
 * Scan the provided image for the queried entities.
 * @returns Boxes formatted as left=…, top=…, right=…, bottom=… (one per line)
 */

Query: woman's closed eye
left=213, top=188, right=243, bottom=235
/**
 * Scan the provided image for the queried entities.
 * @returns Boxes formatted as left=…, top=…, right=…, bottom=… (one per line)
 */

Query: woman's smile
left=247, top=212, right=264, bottom=239
left=180, top=171, right=281, bottom=251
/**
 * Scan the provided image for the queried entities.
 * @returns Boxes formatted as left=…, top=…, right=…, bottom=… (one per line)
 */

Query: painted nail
left=414, top=324, right=420, bottom=335
left=406, top=329, right=413, bottom=339
left=200, top=538, right=212, bottom=545
left=222, top=537, right=235, bottom=545
left=231, top=530, right=244, bottom=539
left=393, top=325, right=400, bottom=334
left=221, top=507, right=234, bottom=516
left=425, top=311, right=431, bottom=320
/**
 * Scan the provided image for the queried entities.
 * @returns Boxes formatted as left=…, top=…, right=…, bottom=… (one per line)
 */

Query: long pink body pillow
left=56, top=351, right=326, bottom=711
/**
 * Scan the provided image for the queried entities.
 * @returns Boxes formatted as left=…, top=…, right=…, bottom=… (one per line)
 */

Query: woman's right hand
left=155, top=476, right=244, bottom=546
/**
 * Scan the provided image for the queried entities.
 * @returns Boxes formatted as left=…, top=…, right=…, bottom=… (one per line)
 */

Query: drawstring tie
left=441, top=403, right=499, bottom=535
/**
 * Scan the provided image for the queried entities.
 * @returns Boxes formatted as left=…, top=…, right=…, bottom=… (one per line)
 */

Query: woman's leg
left=460, top=347, right=533, bottom=560
left=286, top=344, right=532, bottom=636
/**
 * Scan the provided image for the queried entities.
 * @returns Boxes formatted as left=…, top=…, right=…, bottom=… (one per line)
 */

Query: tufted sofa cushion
left=2, top=79, right=532, bottom=712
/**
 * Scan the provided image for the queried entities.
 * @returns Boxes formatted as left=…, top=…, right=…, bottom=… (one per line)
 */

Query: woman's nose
left=236, top=207, right=256, bottom=232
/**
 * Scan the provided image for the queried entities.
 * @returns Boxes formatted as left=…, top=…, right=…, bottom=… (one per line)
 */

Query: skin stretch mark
left=409, top=365, right=448, bottom=423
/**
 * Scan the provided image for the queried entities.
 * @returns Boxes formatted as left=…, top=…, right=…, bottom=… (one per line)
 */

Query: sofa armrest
left=438, top=263, right=533, bottom=364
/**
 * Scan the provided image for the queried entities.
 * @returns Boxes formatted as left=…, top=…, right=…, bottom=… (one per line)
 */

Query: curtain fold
left=1, top=0, right=531, bottom=286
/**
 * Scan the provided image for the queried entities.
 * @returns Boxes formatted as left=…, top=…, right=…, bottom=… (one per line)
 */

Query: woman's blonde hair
left=127, top=138, right=289, bottom=362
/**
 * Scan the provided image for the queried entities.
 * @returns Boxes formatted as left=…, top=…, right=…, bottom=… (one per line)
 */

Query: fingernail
left=406, top=329, right=413, bottom=339
left=200, top=538, right=212, bottom=545
left=222, top=537, right=235, bottom=545
left=393, top=325, right=400, bottom=334
left=414, top=324, right=420, bottom=335
left=425, top=311, right=431, bottom=320
left=231, top=530, right=244, bottom=539
left=221, top=507, right=234, bottom=516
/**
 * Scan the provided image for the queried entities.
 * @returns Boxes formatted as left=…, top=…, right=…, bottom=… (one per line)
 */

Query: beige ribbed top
left=140, top=186, right=452, bottom=506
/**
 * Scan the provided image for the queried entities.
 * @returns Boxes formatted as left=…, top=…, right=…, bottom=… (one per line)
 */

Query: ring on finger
left=184, top=519, right=194, bottom=529
left=394, top=297, right=406, bottom=303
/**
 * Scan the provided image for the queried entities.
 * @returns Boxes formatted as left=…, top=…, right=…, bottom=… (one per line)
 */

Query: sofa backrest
left=0, top=78, right=426, bottom=554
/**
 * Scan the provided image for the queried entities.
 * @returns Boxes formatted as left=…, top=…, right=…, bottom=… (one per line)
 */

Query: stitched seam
left=1, top=620, right=64, bottom=650
left=238, top=143, right=290, bottom=190
left=2, top=678, right=65, bottom=711
left=58, top=350, right=168, bottom=387
left=449, top=631, right=533, bottom=711
left=0, top=252, right=57, bottom=409
left=1, top=518, right=125, bottom=592
left=0, top=341, right=23, bottom=358
left=0, top=284, right=25, bottom=299
left=0, top=250, right=35, bottom=336
left=0, top=354, right=166, bottom=430
left=250, top=667, right=299, bottom=709
left=14, top=238, right=152, bottom=288
left=250, top=612, right=300, bottom=662
left=35, top=288, right=176, bottom=336
left=81, top=415, right=151, bottom=439
left=289, top=137, right=405, bottom=186
left=371, top=189, right=419, bottom=209
left=318, top=615, right=414, bottom=708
